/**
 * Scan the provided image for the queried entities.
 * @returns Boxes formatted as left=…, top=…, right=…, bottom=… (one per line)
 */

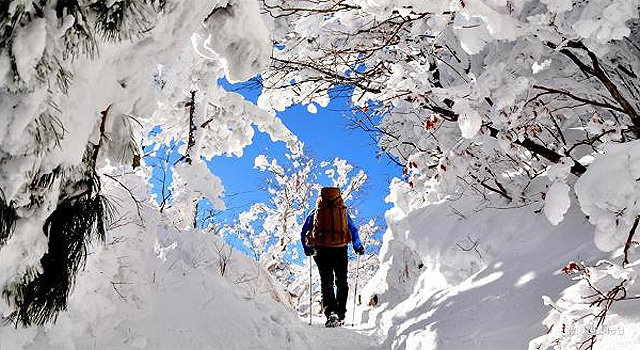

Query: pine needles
left=4, top=138, right=112, bottom=327
left=3, top=174, right=111, bottom=327
left=27, top=105, right=66, bottom=155
left=55, top=0, right=98, bottom=59
left=90, top=0, right=155, bottom=42
left=0, top=0, right=164, bottom=329
left=0, top=190, right=17, bottom=247
left=0, top=1, right=35, bottom=52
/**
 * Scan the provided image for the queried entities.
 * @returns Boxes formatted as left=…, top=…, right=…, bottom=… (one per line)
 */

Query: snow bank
left=353, top=193, right=638, bottom=349
left=0, top=170, right=378, bottom=350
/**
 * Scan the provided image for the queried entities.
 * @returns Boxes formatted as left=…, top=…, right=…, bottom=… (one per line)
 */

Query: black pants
left=314, top=246, right=348, bottom=319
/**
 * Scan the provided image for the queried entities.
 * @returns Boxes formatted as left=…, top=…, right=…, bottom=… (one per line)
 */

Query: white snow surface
left=0, top=170, right=379, bottom=350
left=353, top=193, right=640, bottom=349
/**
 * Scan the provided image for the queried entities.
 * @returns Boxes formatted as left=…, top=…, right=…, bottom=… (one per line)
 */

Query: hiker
left=301, top=187, right=365, bottom=327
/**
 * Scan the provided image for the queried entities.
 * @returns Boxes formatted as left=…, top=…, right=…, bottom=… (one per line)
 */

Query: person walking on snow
left=301, top=187, right=365, bottom=328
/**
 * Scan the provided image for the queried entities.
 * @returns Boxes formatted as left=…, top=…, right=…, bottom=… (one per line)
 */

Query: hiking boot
left=325, top=313, right=340, bottom=328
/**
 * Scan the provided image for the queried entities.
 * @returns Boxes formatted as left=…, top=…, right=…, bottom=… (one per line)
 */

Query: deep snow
left=2, top=0, right=640, bottom=349
left=354, top=194, right=640, bottom=349
left=0, top=170, right=380, bottom=350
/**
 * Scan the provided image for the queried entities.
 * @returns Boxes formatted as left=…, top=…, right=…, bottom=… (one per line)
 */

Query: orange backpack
left=306, top=187, right=351, bottom=247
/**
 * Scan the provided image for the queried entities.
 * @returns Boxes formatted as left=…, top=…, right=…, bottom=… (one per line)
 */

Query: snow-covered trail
left=303, top=324, right=380, bottom=349
left=134, top=266, right=382, bottom=350
left=110, top=232, right=384, bottom=350
left=1, top=280, right=380, bottom=350
left=131, top=275, right=381, bottom=350
left=298, top=314, right=382, bottom=350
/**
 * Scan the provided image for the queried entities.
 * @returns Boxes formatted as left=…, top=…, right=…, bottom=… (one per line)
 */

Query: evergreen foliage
left=0, top=1, right=44, bottom=52
left=27, top=101, right=66, bottom=155
left=0, top=191, right=17, bottom=247
left=55, top=0, right=98, bottom=59
left=90, top=0, right=155, bottom=42
left=0, top=0, right=166, bottom=327
left=3, top=156, right=111, bottom=326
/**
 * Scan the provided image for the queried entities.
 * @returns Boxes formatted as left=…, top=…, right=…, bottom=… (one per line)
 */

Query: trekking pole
left=309, top=255, right=313, bottom=326
left=351, top=254, right=360, bottom=327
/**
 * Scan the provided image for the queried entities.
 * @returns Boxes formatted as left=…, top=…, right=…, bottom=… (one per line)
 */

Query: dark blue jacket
left=300, top=210, right=363, bottom=252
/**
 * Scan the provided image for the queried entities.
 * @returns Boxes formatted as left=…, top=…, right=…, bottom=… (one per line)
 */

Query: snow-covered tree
left=233, top=151, right=375, bottom=309
left=0, top=0, right=167, bottom=326
left=0, top=0, right=294, bottom=326
left=235, top=151, right=316, bottom=265
left=260, top=0, right=639, bottom=207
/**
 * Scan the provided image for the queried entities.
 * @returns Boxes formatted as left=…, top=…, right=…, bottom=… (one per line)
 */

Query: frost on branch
left=200, top=0, right=271, bottom=82
left=543, top=181, right=570, bottom=226
left=530, top=260, right=640, bottom=350
left=533, top=140, right=640, bottom=348
left=575, top=140, right=640, bottom=252
left=261, top=0, right=640, bottom=214
left=323, top=157, right=368, bottom=200
left=233, top=152, right=375, bottom=311
left=167, top=160, right=225, bottom=230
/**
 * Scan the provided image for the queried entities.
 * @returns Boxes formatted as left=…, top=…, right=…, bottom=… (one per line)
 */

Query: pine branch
left=92, top=104, right=112, bottom=166
left=3, top=174, right=110, bottom=326
left=90, top=0, right=155, bottom=42
left=102, top=173, right=146, bottom=228
left=4, top=126, right=113, bottom=326
left=0, top=190, right=17, bottom=247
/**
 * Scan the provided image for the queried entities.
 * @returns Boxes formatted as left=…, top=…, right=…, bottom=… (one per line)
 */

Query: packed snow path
left=299, top=319, right=381, bottom=350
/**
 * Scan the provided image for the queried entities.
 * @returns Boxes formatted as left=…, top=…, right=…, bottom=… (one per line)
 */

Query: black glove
left=355, top=246, right=365, bottom=255
left=304, top=247, right=315, bottom=256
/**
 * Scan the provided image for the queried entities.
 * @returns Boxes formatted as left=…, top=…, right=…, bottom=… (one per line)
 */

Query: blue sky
left=145, top=76, right=399, bottom=256
left=210, top=77, right=399, bottom=228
